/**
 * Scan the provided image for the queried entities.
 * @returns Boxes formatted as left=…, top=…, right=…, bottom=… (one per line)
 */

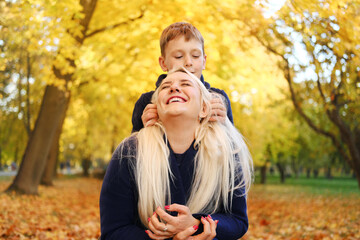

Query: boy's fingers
left=144, top=104, right=157, bottom=110
left=211, top=109, right=226, bottom=117
left=145, top=119, right=157, bottom=127
left=211, top=105, right=226, bottom=112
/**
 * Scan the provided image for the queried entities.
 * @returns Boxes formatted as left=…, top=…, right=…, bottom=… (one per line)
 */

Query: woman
left=100, top=67, right=253, bottom=240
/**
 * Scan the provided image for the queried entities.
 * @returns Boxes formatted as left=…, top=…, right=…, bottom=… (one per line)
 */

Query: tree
left=6, top=0, right=98, bottom=194
left=2, top=0, right=283, bottom=193
left=252, top=0, right=360, bottom=187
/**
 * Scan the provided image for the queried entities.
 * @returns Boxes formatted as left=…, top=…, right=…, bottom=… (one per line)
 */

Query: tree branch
left=85, top=8, right=145, bottom=39
left=283, top=60, right=353, bottom=168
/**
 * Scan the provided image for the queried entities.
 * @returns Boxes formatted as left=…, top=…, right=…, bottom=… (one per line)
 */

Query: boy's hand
left=142, top=104, right=158, bottom=127
left=209, top=95, right=226, bottom=123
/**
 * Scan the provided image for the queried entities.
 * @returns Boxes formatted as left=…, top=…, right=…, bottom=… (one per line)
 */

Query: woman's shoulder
left=105, top=135, right=138, bottom=181
left=113, top=134, right=138, bottom=157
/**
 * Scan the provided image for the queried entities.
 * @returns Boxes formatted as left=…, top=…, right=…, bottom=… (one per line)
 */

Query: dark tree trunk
left=276, top=163, right=286, bottom=183
left=306, top=168, right=311, bottom=178
left=260, top=165, right=267, bottom=184
left=6, top=85, right=70, bottom=194
left=325, top=167, right=332, bottom=179
left=40, top=103, right=68, bottom=186
left=313, top=169, right=319, bottom=178
left=82, top=158, right=92, bottom=177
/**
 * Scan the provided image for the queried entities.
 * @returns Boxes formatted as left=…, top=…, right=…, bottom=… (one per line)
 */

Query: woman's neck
left=162, top=117, right=199, bottom=154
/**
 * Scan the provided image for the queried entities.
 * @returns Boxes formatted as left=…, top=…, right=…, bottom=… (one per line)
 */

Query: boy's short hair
left=160, top=22, right=205, bottom=57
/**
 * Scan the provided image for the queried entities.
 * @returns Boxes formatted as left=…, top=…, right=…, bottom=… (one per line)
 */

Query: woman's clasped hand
left=145, top=204, right=217, bottom=240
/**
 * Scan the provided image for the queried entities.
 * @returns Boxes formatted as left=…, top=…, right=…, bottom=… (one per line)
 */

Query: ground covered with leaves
left=0, top=178, right=359, bottom=240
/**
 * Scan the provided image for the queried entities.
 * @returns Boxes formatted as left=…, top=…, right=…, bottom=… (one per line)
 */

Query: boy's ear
left=159, top=56, right=168, bottom=72
left=202, top=54, right=207, bottom=70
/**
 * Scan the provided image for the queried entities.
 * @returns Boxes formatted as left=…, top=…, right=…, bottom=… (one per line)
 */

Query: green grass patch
left=254, top=174, right=360, bottom=195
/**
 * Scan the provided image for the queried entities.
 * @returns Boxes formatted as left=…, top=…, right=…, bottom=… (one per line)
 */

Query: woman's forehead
left=163, top=71, right=195, bottom=84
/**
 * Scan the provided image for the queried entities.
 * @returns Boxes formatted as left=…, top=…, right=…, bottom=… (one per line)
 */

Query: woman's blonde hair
left=119, top=67, right=253, bottom=226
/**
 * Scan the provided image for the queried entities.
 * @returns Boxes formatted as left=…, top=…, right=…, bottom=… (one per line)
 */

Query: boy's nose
left=184, top=56, right=192, bottom=67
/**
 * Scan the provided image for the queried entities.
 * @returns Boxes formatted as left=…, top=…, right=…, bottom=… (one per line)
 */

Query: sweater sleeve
left=209, top=88, right=234, bottom=124
left=131, top=91, right=154, bottom=133
left=99, top=145, right=151, bottom=240
left=193, top=188, right=248, bottom=240
left=211, top=190, right=248, bottom=240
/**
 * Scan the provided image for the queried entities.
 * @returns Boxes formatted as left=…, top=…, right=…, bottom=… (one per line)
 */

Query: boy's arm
left=131, top=91, right=155, bottom=132
left=210, top=88, right=234, bottom=124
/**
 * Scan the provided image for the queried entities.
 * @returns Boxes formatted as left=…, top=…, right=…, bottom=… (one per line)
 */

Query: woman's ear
left=199, top=100, right=210, bottom=119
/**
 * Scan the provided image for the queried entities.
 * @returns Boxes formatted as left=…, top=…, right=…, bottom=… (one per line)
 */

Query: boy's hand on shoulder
left=209, top=96, right=226, bottom=123
left=142, top=104, right=158, bottom=127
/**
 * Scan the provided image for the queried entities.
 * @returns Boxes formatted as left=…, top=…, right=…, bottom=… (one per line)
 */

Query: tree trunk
left=325, top=167, right=332, bottom=179
left=306, top=168, right=311, bottom=178
left=313, top=169, right=319, bottom=178
left=40, top=102, right=68, bottom=186
left=276, top=163, right=286, bottom=183
left=40, top=129, right=60, bottom=186
left=6, top=85, right=70, bottom=194
left=260, top=165, right=267, bottom=184
left=82, top=157, right=92, bottom=177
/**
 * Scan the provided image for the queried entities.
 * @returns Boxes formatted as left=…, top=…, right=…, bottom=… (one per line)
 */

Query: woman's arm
left=210, top=193, right=248, bottom=240
left=100, top=146, right=150, bottom=240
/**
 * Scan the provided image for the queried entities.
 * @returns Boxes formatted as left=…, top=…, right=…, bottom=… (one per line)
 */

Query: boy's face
left=159, top=36, right=206, bottom=79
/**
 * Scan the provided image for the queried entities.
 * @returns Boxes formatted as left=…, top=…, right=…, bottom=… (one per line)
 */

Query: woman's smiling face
left=156, top=71, right=203, bottom=121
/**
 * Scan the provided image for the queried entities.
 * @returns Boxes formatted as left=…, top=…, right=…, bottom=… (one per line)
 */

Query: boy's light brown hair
left=160, top=22, right=205, bottom=57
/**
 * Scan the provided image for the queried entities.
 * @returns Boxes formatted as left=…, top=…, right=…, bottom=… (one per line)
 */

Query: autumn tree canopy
left=0, top=0, right=358, bottom=193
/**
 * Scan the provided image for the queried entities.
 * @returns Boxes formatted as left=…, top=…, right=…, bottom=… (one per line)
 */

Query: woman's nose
left=170, top=83, right=180, bottom=93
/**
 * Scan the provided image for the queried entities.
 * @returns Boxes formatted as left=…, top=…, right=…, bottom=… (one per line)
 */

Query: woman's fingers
left=145, top=229, right=172, bottom=240
left=194, top=216, right=217, bottom=240
left=148, top=211, right=174, bottom=236
left=164, top=203, right=190, bottom=215
left=173, top=225, right=199, bottom=240
left=155, top=206, right=176, bottom=226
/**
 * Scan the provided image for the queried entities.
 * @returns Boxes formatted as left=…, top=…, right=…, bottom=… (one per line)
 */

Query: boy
left=131, top=22, right=233, bottom=132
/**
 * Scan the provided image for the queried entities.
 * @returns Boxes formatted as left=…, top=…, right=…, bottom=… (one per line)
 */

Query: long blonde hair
left=120, top=67, right=253, bottom=226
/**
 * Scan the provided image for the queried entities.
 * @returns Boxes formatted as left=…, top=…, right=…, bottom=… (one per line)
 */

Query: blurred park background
left=0, top=0, right=359, bottom=239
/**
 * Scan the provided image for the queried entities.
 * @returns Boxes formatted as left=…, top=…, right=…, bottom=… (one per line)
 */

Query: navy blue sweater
left=131, top=74, right=234, bottom=132
left=99, top=137, right=248, bottom=240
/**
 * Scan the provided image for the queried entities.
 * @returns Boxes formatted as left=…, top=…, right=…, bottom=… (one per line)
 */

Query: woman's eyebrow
left=180, top=79, right=194, bottom=84
left=160, top=80, right=172, bottom=87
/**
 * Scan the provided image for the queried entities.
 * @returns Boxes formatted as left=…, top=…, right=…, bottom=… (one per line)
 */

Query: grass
left=254, top=174, right=360, bottom=195
left=2, top=170, right=359, bottom=195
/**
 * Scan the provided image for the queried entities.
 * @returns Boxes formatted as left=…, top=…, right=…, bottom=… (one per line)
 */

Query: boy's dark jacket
left=131, top=74, right=234, bottom=132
